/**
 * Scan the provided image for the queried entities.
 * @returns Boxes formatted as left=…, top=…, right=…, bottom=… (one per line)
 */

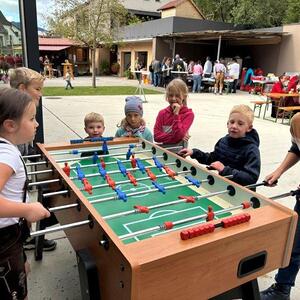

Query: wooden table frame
left=265, top=92, right=300, bottom=122
left=36, top=138, right=297, bottom=300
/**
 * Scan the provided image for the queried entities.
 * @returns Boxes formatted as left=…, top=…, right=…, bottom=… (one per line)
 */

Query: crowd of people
left=0, top=65, right=299, bottom=299
left=139, top=54, right=241, bottom=95
left=0, top=53, right=23, bottom=83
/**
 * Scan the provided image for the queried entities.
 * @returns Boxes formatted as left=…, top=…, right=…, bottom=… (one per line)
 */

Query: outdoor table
left=171, top=71, right=188, bottom=81
left=264, top=92, right=300, bottom=121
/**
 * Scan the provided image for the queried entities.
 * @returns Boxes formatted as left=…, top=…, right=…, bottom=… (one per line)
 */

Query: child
left=115, top=96, right=153, bottom=142
left=178, top=104, right=260, bottom=186
left=154, top=78, right=194, bottom=149
left=9, top=67, right=56, bottom=252
left=9, top=67, right=44, bottom=156
left=260, top=113, right=300, bottom=300
left=84, top=112, right=105, bottom=139
left=65, top=67, right=73, bottom=90
left=81, top=112, right=106, bottom=157
left=0, top=88, right=50, bottom=299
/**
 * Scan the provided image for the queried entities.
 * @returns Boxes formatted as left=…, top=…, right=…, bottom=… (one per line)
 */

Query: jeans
left=275, top=199, right=300, bottom=287
left=192, top=75, right=202, bottom=92
left=153, top=72, right=161, bottom=87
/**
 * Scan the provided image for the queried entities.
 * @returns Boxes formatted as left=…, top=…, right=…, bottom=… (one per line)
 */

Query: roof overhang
left=162, top=30, right=287, bottom=45
left=39, top=45, right=71, bottom=51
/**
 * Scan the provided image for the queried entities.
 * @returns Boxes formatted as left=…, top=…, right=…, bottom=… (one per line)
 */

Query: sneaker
left=24, top=237, right=57, bottom=251
left=260, top=283, right=291, bottom=300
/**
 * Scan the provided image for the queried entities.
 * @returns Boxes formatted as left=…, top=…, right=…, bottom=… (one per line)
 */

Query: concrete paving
left=24, top=76, right=300, bottom=299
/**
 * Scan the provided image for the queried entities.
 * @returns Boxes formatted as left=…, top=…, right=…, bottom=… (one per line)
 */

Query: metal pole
left=217, top=35, right=222, bottom=61
left=19, top=0, right=44, bottom=143
left=30, top=220, right=90, bottom=237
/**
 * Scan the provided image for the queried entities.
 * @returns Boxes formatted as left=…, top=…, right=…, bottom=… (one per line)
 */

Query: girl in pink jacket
left=154, top=78, right=194, bottom=151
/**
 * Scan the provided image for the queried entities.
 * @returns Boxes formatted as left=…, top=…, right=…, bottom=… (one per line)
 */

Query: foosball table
left=28, top=137, right=297, bottom=300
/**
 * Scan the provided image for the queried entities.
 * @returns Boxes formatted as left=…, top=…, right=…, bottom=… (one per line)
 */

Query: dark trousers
left=65, top=80, right=73, bottom=89
left=228, top=79, right=238, bottom=93
left=275, top=199, right=300, bottom=286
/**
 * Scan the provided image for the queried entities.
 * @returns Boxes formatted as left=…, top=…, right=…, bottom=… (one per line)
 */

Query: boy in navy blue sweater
left=179, top=104, right=260, bottom=186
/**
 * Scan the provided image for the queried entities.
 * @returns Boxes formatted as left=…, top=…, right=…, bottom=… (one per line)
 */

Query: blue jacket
left=191, top=129, right=261, bottom=186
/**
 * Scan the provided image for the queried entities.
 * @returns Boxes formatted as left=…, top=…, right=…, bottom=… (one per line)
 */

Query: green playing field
left=70, top=154, right=230, bottom=244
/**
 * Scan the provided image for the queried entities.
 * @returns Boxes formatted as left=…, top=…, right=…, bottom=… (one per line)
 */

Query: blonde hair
left=229, top=104, right=254, bottom=125
left=9, top=67, right=44, bottom=88
left=84, top=112, right=105, bottom=127
left=165, top=78, right=189, bottom=105
left=290, top=113, right=300, bottom=139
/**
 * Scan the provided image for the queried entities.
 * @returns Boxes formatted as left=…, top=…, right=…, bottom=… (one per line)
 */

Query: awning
left=39, top=45, right=71, bottom=51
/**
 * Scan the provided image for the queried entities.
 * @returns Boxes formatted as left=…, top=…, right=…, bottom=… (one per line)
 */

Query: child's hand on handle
left=178, top=148, right=193, bottom=158
left=210, top=161, right=225, bottom=172
left=24, top=202, right=50, bottom=222
left=172, top=103, right=181, bottom=115
left=183, top=132, right=191, bottom=142
left=264, top=170, right=281, bottom=186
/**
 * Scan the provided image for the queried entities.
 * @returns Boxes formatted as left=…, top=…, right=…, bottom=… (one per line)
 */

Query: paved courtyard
left=23, top=76, right=299, bottom=299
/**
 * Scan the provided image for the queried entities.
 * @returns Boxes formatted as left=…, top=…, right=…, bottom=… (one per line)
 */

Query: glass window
left=0, top=0, right=24, bottom=71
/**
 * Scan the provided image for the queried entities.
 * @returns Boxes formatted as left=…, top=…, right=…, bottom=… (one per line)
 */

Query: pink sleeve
left=154, top=110, right=195, bottom=144
left=154, top=111, right=167, bottom=143
left=171, top=111, right=194, bottom=141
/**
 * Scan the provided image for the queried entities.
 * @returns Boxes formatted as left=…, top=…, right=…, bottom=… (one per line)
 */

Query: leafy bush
left=124, top=68, right=133, bottom=79
left=99, top=60, right=110, bottom=75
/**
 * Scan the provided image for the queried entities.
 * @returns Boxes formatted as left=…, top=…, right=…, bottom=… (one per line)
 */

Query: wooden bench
left=250, top=100, right=269, bottom=118
left=276, top=106, right=300, bottom=124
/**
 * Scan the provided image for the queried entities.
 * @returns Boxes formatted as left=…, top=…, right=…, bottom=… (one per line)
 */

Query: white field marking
left=149, top=210, right=176, bottom=219
left=123, top=205, right=208, bottom=229
left=123, top=223, right=140, bottom=242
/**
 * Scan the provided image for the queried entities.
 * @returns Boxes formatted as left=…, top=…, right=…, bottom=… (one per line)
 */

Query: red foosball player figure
left=100, top=157, right=106, bottom=169
left=206, top=206, right=214, bottom=222
left=63, top=162, right=71, bottom=177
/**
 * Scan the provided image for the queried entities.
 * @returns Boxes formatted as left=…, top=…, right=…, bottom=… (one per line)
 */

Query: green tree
left=195, top=0, right=285, bottom=28
left=284, top=0, right=300, bottom=24
left=47, top=0, right=127, bottom=88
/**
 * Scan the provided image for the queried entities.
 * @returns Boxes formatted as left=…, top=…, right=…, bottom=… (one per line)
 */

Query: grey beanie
left=124, top=96, right=143, bottom=116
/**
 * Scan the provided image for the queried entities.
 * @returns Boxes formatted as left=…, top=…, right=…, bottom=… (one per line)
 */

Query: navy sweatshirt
left=191, top=129, right=261, bottom=186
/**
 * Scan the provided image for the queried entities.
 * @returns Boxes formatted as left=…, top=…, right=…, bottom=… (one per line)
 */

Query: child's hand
left=183, top=132, right=191, bottom=142
left=264, top=171, right=281, bottom=186
left=210, top=161, right=224, bottom=172
left=178, top=148, right=193, bottom=157
left=25, top=202, right=50, bottom=222
left=171, top=103, right=181, bottom=115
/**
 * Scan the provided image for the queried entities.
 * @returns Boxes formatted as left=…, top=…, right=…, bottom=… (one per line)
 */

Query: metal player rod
left=49, top=174, right=222, bottom=213
left=103, top=177, right=217, bottom=219
left=69, top=155, right=164, bottom=170
left=43, top=179, right=191, bottom=199
left=28, top=161, right=179, bottom=186
left=119, top=202, right=252, bottom=240
left=25, top=145, right=182, bottom=167
left=49, top=143, right=141, bottom=156
left=55, top=146, right=182, bottom=164
left=70, top=161, right=177, bottom=180
left=28, top=169, right=54, bottom=176
left=30, top=220, right=90, bottom=237
left=90, top=182, right=193, bottom=204
left=28, top=178, right=60, bottom=187
left=26, top=155, right=165, bottom=176
left=22, top=154, right=42, bottom=159
left=81, top=169, right=191, bottom=191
